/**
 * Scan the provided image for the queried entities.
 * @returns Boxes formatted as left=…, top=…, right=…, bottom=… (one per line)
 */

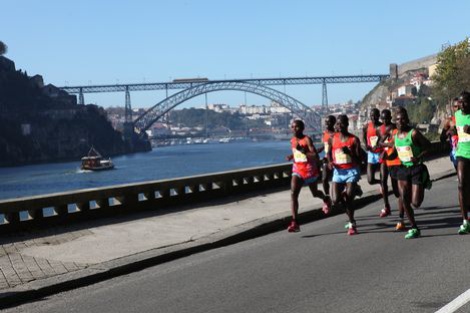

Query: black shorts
left=388, top=166, right=399, bottom=180
left=457, top=156, right=470, bottom=165
left=396, top=163, right=429, bottom=185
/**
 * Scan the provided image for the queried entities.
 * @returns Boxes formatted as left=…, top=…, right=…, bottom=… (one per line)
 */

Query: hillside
left=363, top=55, right=437, bottom=106
left=0, top=56, right=148, bottom=167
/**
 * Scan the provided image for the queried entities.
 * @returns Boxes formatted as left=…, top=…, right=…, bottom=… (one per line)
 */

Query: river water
left=0, top=141, right=292, bottom=201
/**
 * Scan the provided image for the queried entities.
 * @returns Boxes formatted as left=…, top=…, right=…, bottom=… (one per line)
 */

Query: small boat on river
left=81, top=147, right=114, bottom=171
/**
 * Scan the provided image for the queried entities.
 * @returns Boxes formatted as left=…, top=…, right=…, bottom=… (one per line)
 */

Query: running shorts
left=292, top=172, right=319, bottom=186
left=367, top=151, right=381, bottom=164
left=450, top=150, right=458, bottom=169
left=388, top=165, right=399, bottom=180
left=396, top=163, right=431, bottom=189
left=332, top=167, right=361, bottom=183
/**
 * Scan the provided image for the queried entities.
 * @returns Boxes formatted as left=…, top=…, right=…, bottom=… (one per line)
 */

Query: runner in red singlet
left=327, top=115, right=362, bottom=235
left=286, top=120, right=331, bottom=232
left=362, top=108, right=383, bottom=186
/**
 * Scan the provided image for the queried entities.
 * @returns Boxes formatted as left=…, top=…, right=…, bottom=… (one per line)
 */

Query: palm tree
left=0, top=41, right=7, bottom=56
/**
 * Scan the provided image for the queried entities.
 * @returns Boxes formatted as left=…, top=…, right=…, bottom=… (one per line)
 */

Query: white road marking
left=436, top=289, right=470, bottom=313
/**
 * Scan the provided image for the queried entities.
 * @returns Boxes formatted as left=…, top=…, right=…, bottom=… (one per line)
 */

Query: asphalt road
left=4, top=176, right=470, bottom=313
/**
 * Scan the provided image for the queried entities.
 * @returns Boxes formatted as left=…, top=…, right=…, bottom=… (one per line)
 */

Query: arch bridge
left=59, top=74, right=390, bottom=144
left=132, top=81, right=320, bottom=135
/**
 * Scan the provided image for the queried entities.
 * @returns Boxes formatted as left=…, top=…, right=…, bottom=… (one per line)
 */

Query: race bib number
left=369, top=135, right=378, bottom=148
left=293, top=148, right=307, bottom=163
left=324, top=142, right=330, bottom=154
left=457, top=126, right=470, bottom=143
left=334, top=148, right=351, bottom=165
left=396, top=146, right=413, bottom=162
left=384, top=138, right=390, bottom=152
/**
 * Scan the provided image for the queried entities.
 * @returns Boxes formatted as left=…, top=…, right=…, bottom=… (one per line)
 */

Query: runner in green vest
left=455, top=91, right=470, bottom=234
left=392, top=107, right=431, bottom=239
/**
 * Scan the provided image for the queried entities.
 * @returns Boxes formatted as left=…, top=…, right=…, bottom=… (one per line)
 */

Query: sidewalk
left=0, top=155, right=456, bottom=308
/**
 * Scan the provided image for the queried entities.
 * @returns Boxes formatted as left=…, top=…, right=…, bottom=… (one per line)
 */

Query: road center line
left=436, top=289, right=470, bottom=313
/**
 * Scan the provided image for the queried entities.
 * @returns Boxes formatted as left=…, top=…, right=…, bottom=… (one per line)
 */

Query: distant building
left=397, top=84, right=415, bottom=97
left=410, top=73, right=428, bottom=91
left=392, top=95, right=415, bottom=107
left=239, top=104, right=268, bottom=115
left=30, top=75, right=44, bottom=89
left=42, top=84, right=77, bottom=105
left=270, top=101, right=291, bottom=114
left=207, top=103, right=231, bottom=113
left=428, top=63, right=438, bottom=78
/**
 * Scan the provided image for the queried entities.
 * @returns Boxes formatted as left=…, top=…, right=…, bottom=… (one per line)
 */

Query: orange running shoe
left=395, top=221, right=406, bottom=231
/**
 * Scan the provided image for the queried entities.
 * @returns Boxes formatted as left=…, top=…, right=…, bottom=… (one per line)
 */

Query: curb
left=0, top=170, right=456, bottom=309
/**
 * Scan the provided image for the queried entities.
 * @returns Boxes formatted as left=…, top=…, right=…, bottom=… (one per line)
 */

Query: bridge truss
left=59, top=74, right=389, bottom=141
left=60, top=74, right=389, bottom=96
left=132, top=81, right=321, bottom=133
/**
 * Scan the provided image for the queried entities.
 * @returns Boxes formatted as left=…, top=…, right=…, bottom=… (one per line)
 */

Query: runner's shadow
left=417, top=216, right=463, bottom=231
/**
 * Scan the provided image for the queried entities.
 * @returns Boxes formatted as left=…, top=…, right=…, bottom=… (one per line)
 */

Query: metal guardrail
left=0, top=164, right=292, bottom=232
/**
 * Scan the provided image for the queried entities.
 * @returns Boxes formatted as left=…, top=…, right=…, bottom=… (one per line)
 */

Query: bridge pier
left=322, top=80, right=328, bottom=110
left=79, top=87, right=84, bottom=105
left=125, top=86, right=132, bottom=124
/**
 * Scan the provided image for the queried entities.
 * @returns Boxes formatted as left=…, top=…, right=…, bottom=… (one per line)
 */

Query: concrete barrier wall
left=0, top=141, right=450, bottom=233
left=0, top=163, right=292, bottom=233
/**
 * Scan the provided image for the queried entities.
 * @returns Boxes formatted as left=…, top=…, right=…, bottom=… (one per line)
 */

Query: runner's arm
left=412, top=129, right=431, bottom=161
left=351, top=136, right=363, bottom=165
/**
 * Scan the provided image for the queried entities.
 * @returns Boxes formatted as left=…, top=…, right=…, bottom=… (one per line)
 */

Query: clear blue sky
left=2, top=0, right=469, bottom=109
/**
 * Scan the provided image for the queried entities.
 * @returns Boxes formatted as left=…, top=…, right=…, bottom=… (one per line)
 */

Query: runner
left=363, top=108, right=383, bottom=186
left=286, top=119, right=331, bottom=232
left=455, top=91, right=470, bottom=234
left=317, top=115, right=336, bottom=214
left=440, top=97, right=460, bottom=171
left=393, top=107, right=431, bottom=239
left=327, top=115, right=362, bottom=235
left=378, top=109, right=404, bottom=230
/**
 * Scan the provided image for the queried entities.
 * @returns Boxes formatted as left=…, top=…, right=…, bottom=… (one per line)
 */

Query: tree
left=432, top=38, right=470, bottom=109
left=0, top=41, right=7, bottom=56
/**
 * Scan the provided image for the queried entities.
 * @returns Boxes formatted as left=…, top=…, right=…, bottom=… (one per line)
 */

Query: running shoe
left=322, top=197, right=332, bottom=215
left=458, top=220, right=470, bottom=235
left=347, top=225, right=358, bottom=236
left=395, top=221, right=406, bottom=231
left=405, top=228, right=420, bottom=239
left=379, top=206, right=391, bottom=218
left=287, top=220, right=300, bottom=233
left=345, top=222, right=352, bottom=229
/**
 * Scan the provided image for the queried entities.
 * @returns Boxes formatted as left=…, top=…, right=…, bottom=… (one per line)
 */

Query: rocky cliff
left=0, top=56, right=150, bottom=167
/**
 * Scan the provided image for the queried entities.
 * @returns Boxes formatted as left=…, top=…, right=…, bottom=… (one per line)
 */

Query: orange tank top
left=322, top=131, right=333, bottom=155
left=385, top=129, right=401, bottom=167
